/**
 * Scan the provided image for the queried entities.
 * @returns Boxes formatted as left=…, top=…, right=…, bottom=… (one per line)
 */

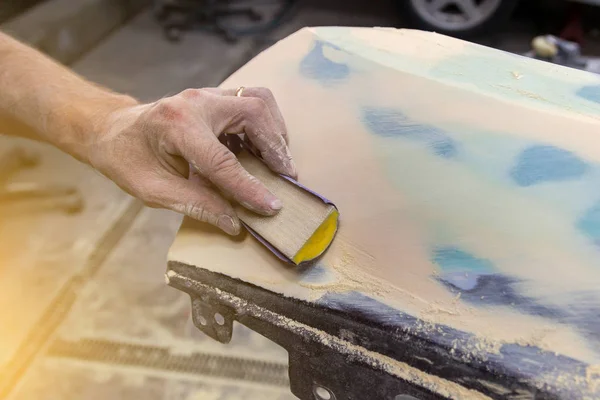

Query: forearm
left=0, top=30, right=297, bottom=233
left=0, top=31, right=137, bottom=162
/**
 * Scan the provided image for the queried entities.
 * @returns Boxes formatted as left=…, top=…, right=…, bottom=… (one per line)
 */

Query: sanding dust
left=299, top=237, right=421, bottom=303
left=511, top=324, right=559, bottom=352
left=171, top=272, right=492, bottom=400
left=587, top=364, right=600, bottom=392
left=172, top=221, right=598, bottom=365
left=476, top=380, right=512, bottom=396
left=450, top=336, right=502, bottom=362
left=297, top=238, right=509, bottom=364
left=536, top=370, right=596, bottom=400
left=421, top=304, right=459, bottom=317
left=171, top=217, right=599, bottom=368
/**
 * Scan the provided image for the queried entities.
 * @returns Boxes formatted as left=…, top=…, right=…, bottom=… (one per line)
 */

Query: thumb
left=156, top=175, right=241, bottom=235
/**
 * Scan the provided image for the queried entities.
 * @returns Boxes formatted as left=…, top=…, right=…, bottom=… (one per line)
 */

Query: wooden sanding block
left=236, top=150, right=339, bottom=265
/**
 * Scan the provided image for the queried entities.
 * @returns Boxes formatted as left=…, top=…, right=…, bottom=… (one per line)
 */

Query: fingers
left=216, top=95, right=297, bottom=178
left=196, top=87, right=297, bottom=179
left=146, top=173, right=242, bottom=235
left=176, top=128, right=283, bottom=216
left=213, top=87, right=290, bottom=144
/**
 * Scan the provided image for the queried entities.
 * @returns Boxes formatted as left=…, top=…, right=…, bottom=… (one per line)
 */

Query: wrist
left=52, top=91, right=139, bottom=164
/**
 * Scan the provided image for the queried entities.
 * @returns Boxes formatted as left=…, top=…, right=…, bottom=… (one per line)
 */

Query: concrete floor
left=0, top=1, right=595, bottom=399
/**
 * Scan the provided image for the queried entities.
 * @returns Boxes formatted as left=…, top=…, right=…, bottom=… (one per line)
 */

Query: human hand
left=87, top=87, right=296, bottom=235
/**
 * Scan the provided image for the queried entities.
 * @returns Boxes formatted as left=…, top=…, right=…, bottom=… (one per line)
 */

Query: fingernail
left=268, top=196, right=283, bottom=211
left=218, top=215, right=239, bottom=235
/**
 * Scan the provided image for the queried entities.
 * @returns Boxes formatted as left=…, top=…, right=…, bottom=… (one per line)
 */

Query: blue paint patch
left=438, top=272, right=600, bottom=353
left=577, top=201, right=600, bottom=245
left=439, top=271, right=483, bottom=291
left=577, top=85, right=600, bottom=104
left=439, top=273, right=564, bottom=320
left=428, top=51, right=600, bottom=116
left=299, top=40, right=349, bottom=85
left=318, top=291, right=591, bottom=378
left=318, top=289, right=599, bottom=396
left=319, top=291, right=463, bottom=338
left=298, top=264, right=330, bottom=284
left=432, top=247, right=495, bottom=273
left=567, top=293, right=600, bottom=349
left=510, top=145, right=588, bottom=187
left=362, top=107, right=457, bottom=158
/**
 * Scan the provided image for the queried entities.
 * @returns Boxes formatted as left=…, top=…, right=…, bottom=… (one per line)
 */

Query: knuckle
left=243, top=97, right=269, bottom=118
left=153, top=97, right=177, bottom=113
left=151, top=97, right=188, bottom=122
left=251, top=87, right=274, bottom=101
left=180, top=88, right=204, bottom=100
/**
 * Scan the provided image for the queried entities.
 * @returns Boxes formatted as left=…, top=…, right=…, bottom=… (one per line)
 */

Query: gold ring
left=235, top=86, right=245, bottom=97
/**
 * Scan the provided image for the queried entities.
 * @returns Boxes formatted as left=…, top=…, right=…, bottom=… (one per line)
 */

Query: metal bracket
left=190, top=294, right=235, bottom=344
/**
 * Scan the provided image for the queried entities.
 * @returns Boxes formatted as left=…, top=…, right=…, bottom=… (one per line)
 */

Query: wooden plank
left=168, top=27, right=600, bottom=397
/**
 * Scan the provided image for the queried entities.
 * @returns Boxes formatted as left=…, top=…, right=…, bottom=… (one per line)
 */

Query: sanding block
left=236, top=150, right=339, bottom=265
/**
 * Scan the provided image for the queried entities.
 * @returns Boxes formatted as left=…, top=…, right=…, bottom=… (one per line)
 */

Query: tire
left=399, top=0, right=520, bottom=38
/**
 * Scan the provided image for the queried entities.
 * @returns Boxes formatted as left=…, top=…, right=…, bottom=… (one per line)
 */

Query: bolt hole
left=197, top=315, right=207, bottom=326
left=394, top=395, right=420, bottom=400
left=314, top=386, right=332, bottom=400
left=214, top=313, right=225, bottom=325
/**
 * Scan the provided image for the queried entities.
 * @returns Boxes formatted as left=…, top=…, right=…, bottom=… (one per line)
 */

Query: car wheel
left=401, top=0, right=520, bottom=37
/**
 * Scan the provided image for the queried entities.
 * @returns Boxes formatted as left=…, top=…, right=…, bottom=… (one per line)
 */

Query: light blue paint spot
left=577, top=85, right=600, bottom=104
left=439, top=271, right=482, bottom=291
left=299, top=40, right=349, bottom=85
left=429, top=52, right=599, bottom=115
left=300, top=265, right=325, bottom=283
left=362, top=107, right=457, bottom=158
left=299, top=264, right=334, bottom=284
left=510, top=145, right=588, bottom=187
left=432, top=247, right=495, bottom=273
left=433, top=247, right=495, bottom=291
left=577, top=201, right=600, bottom=245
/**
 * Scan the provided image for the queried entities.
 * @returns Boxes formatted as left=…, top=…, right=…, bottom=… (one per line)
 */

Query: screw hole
left=314, top=386, right=332, bottom=400
left=394, top=395, right=420, bottom=400
left=197, top=315, right=207, bottom=326
left=214, top=313, right=225, bottom=325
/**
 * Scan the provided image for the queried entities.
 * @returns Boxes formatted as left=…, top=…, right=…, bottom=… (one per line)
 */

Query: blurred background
left=1, top=1, right=600, bottom=399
